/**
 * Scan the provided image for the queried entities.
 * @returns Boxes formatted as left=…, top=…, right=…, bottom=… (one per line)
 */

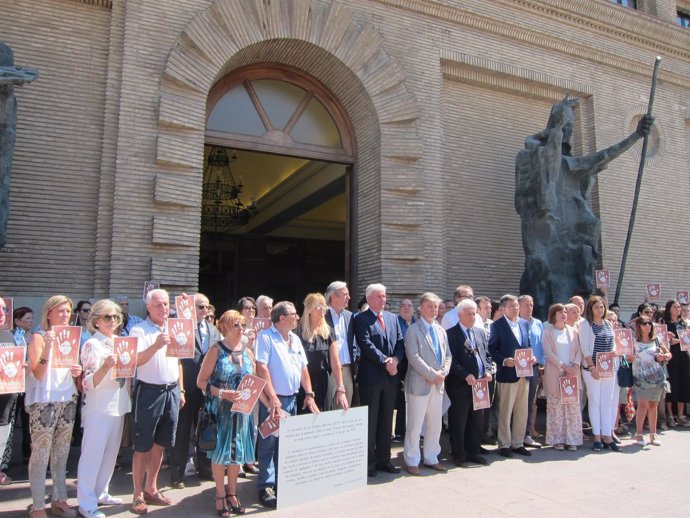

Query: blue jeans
left=257, top=395, right=296, bottom=490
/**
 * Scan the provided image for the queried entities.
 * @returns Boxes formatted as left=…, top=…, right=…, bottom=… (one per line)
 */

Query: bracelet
left=336, top=385, right=346, bottom=393
left=39, top=357, right=48, bottom=365
left=218, top=389, right=223, bottom=399
left=180, top=390, right=186, bottom=394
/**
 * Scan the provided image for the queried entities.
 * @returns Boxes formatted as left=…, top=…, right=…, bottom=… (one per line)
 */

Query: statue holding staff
left=0, top=42, right=38, bottom=248
left=515, top=97, right=654, bottom=318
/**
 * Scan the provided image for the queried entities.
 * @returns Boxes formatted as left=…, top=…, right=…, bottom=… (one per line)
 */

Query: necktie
left=198, top=322, right=208, bottom=354
left=430, top=325, right=442, bottom=365
left=377, top=314, right=386, bottom=332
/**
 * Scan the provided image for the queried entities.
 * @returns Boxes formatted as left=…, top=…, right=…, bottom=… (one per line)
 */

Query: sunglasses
left=196, top=304, right=211, bottom=310
left=232, top=323, right=247, bottom=328
left=315, top=304, right=327, bottom=311
left=243, top=306, right=257, bottom=311
left=102, top=314, right=121, bottom=322
left=640, top=321, right=652, bottom=326
left=0, top=307, right=8, bottom=314
left=81, top=308, right=92, bottom=313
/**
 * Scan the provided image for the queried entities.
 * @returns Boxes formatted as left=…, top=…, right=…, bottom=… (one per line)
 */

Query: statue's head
left=546, top=96, right=578, bottom=147
left=0, top=42, right=14, bottom=67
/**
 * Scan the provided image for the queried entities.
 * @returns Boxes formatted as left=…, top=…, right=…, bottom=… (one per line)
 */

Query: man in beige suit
left=403, top=292, right=452, bottom=475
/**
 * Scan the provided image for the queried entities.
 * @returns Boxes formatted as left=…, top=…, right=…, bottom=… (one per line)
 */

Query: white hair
left=457, top=298, right=477, bottom=314
left=146, top=288, right=169, bottom=304
left=256, top=295, right=273, bottom=306
left=365, top=283, right=387, bottom=298
left=325, top=281, right=347, bottom=304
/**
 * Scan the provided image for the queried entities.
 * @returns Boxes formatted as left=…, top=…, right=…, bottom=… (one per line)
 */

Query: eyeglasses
left=196, top=304, right=211, bottom=310
left=102, top=314, right=121, bottom=323
left=205, top=315, right=215, bottom=322
left=640, top=321, right=652, bottom=326
left=643, top=310, right=653, bottom=315
left=242, top=306, right=257, bottom=311
left=315, top=304, right=327, bottom=311
left=81, top=308, right=92, bottom=313
left=232, top=323, right=247, bottom=328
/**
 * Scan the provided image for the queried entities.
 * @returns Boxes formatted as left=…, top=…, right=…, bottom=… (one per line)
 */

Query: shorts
left=132, top=381, right=180, bottom=452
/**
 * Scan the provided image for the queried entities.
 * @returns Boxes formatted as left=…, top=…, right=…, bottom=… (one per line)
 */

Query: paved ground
left=2, top=421, right=690, bottom=518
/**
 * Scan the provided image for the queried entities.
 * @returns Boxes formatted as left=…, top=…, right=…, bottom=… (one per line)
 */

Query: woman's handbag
left=617, top=356, right=633, bottom=388
left=196, top=387, right=217, bottom=452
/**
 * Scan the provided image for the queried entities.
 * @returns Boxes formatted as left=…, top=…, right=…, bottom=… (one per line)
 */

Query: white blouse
left=80, top=332, right=131, bottom=417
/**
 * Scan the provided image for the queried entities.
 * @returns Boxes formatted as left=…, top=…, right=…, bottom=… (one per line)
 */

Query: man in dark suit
left=170, top=293, right=221, bottom=487
left=488, top=294, right=537, bottom=458
left=325, top=281, right=357, bottom=408
left=354, top=283, right=404, bottom=477
left=446, top=299, right=492, bottom=467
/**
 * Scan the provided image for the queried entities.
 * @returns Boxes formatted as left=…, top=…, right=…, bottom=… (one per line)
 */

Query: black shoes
left=258, top=488, right=277, bottom=508
left=511, top=446, right=532, bottom=456
left=376, top=463, right=401, bottom=474
left=498, top=448, right=513, bottom=458
left=467, top=455, right=489, bottom=465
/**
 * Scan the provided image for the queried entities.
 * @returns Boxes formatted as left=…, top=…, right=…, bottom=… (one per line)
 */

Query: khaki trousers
left=496, top=378, right=529, bottom=449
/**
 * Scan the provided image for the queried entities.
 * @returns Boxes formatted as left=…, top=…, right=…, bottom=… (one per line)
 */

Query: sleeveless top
left=24, top=329, right=76, bottom=405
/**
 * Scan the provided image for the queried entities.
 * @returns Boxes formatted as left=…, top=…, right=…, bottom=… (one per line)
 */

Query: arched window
left=206, top=65, right=355, bottom=163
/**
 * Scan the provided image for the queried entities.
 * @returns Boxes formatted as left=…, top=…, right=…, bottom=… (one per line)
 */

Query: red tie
left=377, top=314, right=386, bottom=331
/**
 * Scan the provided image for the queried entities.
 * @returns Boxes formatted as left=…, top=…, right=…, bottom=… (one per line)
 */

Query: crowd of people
left=1, top=282, right=689, bottom=517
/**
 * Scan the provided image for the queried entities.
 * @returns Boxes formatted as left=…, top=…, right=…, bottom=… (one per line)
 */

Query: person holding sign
left=488, top=294, right=535, bottom=457
left=77, top=300, right=131, bottom=518
left=170, top=293, right=222, bottom=489
left=0, top=296, right=24, bottom=486
left=445, top=298, right=491, bottom=467
left=128, top=289, right=184, bottom=515
left=579, top=296, right=618, bottom=452
left=25, top=296, right=82, bottom=518
left=542, top=304, right=582, bottom=451
left=255, top=301, right=319, bottom=508
left=662, top=300, right=690, bottom=428
left=632, top=317, right=671, bottom=447
left=197, top=310, right=263, bottom=517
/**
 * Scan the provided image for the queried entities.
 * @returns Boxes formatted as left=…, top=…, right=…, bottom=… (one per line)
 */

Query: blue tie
left=430, top=325, right=442, bottom=365
left=198, top=322, right=208, bottom=354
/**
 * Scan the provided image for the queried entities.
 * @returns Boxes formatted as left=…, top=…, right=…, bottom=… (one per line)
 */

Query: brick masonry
left=0, top=0, right=689, bottom=313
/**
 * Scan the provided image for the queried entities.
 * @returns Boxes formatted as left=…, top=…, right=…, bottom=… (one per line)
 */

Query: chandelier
left=201, top=146, right=257, bottom=232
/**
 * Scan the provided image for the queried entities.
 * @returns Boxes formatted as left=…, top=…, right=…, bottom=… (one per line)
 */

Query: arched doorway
left=199, top=64, right=356, bottom=310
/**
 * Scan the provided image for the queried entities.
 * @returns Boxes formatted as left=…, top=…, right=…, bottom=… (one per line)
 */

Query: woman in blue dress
left=197, top=310, right=261, bottom=517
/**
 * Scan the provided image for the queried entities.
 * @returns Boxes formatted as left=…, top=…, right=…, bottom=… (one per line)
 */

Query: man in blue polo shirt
left=255, top=301, right=319, bottom=508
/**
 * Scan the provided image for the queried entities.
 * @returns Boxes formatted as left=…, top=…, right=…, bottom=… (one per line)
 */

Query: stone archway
left=152, top=0, right=421, bottom=296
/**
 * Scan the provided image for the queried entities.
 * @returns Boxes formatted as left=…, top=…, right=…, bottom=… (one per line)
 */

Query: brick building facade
left=1, top=0, right=689, bottom=314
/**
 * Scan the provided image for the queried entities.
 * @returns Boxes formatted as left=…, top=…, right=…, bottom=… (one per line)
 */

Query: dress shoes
left=258, top=488, right=277, bottom=508
left=367, top=465, right=378, bottom=477
left=497, top=448, right=514, bottom=458
left=423, top=463, right=447, bottom=473
left=376, top=463, right=401, bottom=474
left=481, top=435, right=498, bottom=445
left=406, top=466, right=422, bottom=476
left=97, top=494, right=123, bottom=506
left=479, top=447, right=491, bottom=455
left=452, top=456, right=465, bottom=467
left=171, top=481, right=185, bottom=490
left=511, top=446, right=532, bottom=456
left=466, top=455, right=488, bottom=466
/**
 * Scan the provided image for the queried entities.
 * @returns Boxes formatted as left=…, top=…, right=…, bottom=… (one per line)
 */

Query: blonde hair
left=87, top=299, right=123, bottom=334
left=217, top=310, right=245, bottom=336
left=300, top=293, right=331, bottom=342
left=40, top=295, right=73, bottom=330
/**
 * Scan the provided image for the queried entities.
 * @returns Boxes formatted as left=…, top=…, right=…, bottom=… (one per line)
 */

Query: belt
left=276, top=393, right=297, bottom=398
left=139, top=380, right=178, bottom=391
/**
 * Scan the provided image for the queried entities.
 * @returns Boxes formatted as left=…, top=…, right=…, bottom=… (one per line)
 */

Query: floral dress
left=205, top=344, right=255, bottom=466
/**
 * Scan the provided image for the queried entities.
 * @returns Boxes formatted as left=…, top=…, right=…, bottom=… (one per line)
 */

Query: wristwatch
left=305, top=391, right=315, bottom=398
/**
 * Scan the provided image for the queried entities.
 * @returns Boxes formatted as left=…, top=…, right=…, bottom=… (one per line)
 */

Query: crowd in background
left=1, top=282, right=689, bottom=517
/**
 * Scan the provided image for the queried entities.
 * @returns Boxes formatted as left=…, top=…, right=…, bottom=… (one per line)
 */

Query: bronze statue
left=515, top=97, right=654, bottom=318
left=0, top=42, right=38, bottom=248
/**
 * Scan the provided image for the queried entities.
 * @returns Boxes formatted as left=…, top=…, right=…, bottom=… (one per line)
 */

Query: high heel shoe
left=225, top=494, right=245, bottom=515
left=215, top=495, right=229, bottom=517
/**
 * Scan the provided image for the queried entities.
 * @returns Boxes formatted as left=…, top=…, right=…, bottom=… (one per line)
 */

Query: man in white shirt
left=129, top=289, right=184, bottom=515
left=442, top=285, right=482, bottom=330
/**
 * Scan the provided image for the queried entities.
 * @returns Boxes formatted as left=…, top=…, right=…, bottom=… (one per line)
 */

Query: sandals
left=0, top=471, right=12, bottom=485
left=27, top=505, right=47, bottom=518
left=226, top=494, right=245, bottom=515
left=215, top=495, right=229, bottom=518
left=50, top=501, right=78, bottom=518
